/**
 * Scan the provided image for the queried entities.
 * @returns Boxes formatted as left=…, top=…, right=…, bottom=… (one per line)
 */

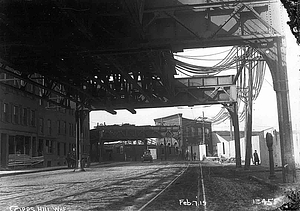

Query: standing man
left=253, top=150, right=260, bottom=165
left=193, top=152, right=196, bottom=161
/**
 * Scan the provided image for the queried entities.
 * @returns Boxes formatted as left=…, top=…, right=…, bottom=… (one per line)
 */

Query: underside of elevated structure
left=0, top=0, right=283, bottom=113
left=0, top=0, right=296, bottom=182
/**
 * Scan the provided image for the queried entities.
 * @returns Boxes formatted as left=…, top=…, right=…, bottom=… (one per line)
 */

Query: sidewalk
left=228, top=164, right=300, bottom=190
left=0, top=161, right=131, bottom=178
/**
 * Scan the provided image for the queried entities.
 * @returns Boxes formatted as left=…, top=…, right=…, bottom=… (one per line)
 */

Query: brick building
left=0, top=72, right=90, bottom=169
left=154, top=113, right=212, bottom=161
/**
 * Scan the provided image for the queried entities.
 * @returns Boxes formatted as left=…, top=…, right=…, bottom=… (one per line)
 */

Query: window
left=39, top=88, right=43, bottom=106
left=63, top=121, right=66, bottom=134
left=191, top=127, right=195, bottom=136
left=47, top=119, right=51, bottom=135
left=38, top=139, right=43, bottom=156
left=69, top=123, right=72, bottom=136
left=45, top=140, right=53, bottom=153
left=63, top=143, right=67, bottom=156
left=57, top=120, right=60, bottom=134
left=185, top=127, right=189, bottom=137
left=39, top=118, right=44, bottom=133
left=197, top=128, right=202, bottom=136
left=30, top=110, right=36, bottom=126
left=13, top=105, right=19, bottom=124
left=57, top=142, right=60, bottom=156
left=3, top=103, right=9, bottom=122
left=22, top=108, right=28, bottom=125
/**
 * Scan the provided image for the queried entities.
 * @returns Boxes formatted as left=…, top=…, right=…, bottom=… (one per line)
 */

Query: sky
left=90, top=5, right=300, bottom=133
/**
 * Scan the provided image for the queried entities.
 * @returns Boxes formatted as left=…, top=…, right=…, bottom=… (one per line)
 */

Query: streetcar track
left=0, top=173, right=152, bottom=204
left=199, top=163, right=207, bottom=211
left=0, top=188, right=58, bottom=201
left=24, top=165, right=183, bottom=207
left=0, top=166, right=163, bottom=202
left=136, top=162, right=190, bottom=211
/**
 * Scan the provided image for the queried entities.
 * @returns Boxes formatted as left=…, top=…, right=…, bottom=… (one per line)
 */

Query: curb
left=0, top=166, right=68, bottom=178
left=0, top=162, right=132, bottom=178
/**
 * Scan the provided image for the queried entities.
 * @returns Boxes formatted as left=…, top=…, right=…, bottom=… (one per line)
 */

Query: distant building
left=0, top=72, right=90, bottom=169
left=90, top=124, right=179, bottom=162
left=212, top=129, right=283, bottom=167
left=154, top=113, right=212, bottom=161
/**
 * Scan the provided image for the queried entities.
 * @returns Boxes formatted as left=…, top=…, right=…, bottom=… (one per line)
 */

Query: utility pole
left=202, top=112, right=205, bottom=144
left=244, top=58, right=253, bottom=170
left=75, top=108, right=85, bottom=172
left=202, top=111, right=208, bottom=156
left=98, top=129, right=104, bottom=162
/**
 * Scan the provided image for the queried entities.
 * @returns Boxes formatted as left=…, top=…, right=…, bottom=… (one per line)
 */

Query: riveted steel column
left=233, top=103, right=242, bottom=168
left=226, top=102, right=241, bottom=168
left=273, top=38, right=296, bottom=183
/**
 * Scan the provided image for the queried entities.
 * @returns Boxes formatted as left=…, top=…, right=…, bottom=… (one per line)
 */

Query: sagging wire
left=211, top=47, right=266, bottom=125
left=174, top=47, right=239, bottom=76
left=176, top=46, right=266, bottom=125
left=175, top=48, right=232, bottom=58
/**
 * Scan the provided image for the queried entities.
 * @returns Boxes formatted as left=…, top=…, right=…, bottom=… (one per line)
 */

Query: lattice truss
left=0, top=0, right=282, bottom=114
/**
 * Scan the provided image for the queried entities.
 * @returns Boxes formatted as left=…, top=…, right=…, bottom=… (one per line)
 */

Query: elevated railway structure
left=90, top=124, right=181, bottom=161
left=0, top=0, right=296, bottom=182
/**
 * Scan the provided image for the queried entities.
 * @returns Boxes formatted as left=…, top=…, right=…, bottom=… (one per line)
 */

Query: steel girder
left=90, top=125, right=180, bottom=142
left=0, top=0, right=284, bottom=112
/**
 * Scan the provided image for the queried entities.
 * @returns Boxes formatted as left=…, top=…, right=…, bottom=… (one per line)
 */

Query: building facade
left=0, top=72, right=90, bottom=169
left=213, top=129, right=283, bottom=167
left=154, top=113, right=212, bottom=161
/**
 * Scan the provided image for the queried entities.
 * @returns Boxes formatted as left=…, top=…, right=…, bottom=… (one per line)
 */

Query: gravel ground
left=1, top=161, right=298, bottom=211
left=142, top=162, right=291, bottom=211
left=0, top=162, right=187, bottom=211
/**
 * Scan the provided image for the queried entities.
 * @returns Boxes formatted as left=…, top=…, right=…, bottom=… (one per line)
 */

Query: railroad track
left=1, top=162, right=188, bottom=210
left=136, top=163, right=190, bottom=211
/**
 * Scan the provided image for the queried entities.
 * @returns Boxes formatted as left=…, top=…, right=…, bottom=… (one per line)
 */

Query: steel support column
left=269, top=38, right=297, bottom=183
left=226, top=103, right=242, bottom=168
left=75, top=108, right=88, bottom=172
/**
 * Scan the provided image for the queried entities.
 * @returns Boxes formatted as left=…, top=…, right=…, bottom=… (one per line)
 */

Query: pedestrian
left=185, top=151, right=189, bottom=161
left=253, top=150, right=260, bottom=165
left=193, top=152, right=196, bottom=161
left=66, top=151, right=71, bottom=168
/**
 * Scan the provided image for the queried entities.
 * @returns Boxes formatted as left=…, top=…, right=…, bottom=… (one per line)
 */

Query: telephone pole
left=244, top=59, right=253, bottom=170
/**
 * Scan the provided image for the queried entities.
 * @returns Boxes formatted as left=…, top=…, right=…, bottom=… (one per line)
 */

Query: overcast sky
left=90, top=6, right=300, bottom=133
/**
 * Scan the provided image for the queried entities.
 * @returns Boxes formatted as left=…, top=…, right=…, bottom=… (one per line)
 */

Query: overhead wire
left=180, top=46, right=267, bottom=125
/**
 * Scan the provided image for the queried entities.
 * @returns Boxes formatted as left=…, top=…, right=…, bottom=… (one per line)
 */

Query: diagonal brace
left=106, top=57, right=153, bottom=103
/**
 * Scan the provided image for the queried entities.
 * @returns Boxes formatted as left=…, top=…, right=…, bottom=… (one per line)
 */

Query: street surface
left=0, top=161, right=288, bottom=211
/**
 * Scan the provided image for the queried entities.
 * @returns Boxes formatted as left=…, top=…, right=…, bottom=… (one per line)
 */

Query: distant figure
left=185, top=151, right=189, bottom=161
left=253, top=150, right=260, bottom=165
left=193, top=152, right=196, bottom=161
left=109, top=152, right=112, bottom=161
left=66, top=150, right=76, bottom=169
